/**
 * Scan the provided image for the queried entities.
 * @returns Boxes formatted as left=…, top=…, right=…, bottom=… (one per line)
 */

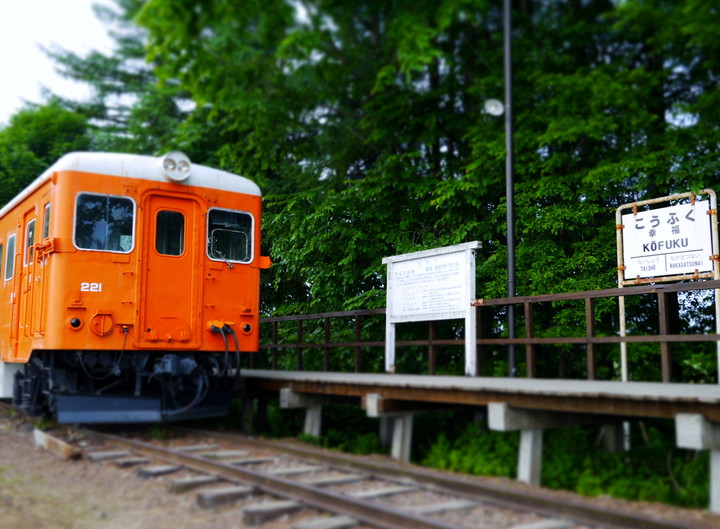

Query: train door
left=138, top=193, right=202, bottom=348
left=16, top=209, right=36, bottom=349
left=7, top=232, right=18, bottom=357
left=31, top=203, right=51, bottom=336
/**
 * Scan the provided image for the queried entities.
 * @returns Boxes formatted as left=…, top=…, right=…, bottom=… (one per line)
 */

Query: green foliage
left=267, top=403, right=385, bottom=455
left=318, top=405, right=385, bottom=455
left=0, top=102, right=90, bottom=204
left=420, top=420, right=709, bottom=508
left=422, top=421, right=518, bottom=477
left=260, top=407, right=708, bottom=508
left=553, top=424, right=708, bottom=508
left=149, top=426, right=169, bottom=440
left=265, top=401, right=305, bottom=439
left=16, top=0, right=718, bottom=381
left=32, top=415, right=57, bottom=432
left=131, top=0, right=720, bottom=356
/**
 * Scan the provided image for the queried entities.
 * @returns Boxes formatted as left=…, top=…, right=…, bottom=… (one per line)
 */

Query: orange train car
left=0, top=151, right=270, bottom=423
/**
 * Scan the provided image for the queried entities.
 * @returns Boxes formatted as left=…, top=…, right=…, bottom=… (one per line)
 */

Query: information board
left=620, top=199, right=714, bottom=280
left=387, top=250, right=469, bottom=321
left=383, top=242, right=481, bottom=375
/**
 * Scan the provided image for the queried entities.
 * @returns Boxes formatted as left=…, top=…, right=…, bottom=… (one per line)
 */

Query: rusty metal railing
left=259, top=280, right=720, bottom=382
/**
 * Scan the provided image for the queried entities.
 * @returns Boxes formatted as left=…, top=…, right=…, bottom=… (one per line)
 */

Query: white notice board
left=383, top=241, right=481, bottom=374
left=387, top=250, right=469, bottom=321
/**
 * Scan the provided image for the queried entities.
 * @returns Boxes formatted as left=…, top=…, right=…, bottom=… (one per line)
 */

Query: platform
left=240, top=369, right=720, bottom=511
left=241, top=369, right=720, bottom=420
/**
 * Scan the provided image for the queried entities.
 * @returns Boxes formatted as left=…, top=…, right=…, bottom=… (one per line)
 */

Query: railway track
left=71, top=426, right=709, bottom=529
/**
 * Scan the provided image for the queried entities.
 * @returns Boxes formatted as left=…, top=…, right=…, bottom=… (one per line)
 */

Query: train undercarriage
left=11, top=350, right=239, bottom=423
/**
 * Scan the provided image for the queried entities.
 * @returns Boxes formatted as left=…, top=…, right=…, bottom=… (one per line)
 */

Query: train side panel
left=0, top=178, right=54, bottom=363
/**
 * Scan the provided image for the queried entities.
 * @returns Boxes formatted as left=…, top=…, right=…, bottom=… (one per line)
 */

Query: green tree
left=139, top=0, right=720, bottom=378
left=0, top=102, right=90, bottom=205
left=46, top=0, right=195, bottom=157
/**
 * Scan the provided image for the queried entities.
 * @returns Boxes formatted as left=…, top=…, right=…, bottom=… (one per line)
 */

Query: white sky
left=0, top=0, right=115, bottom=126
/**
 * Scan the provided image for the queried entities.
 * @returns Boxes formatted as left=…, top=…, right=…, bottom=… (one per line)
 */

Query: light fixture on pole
left=484, top=99, right=505, bottom=116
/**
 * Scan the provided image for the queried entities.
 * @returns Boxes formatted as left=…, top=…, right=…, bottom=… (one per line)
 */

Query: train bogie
left=0, top=152, right=270, bottom=423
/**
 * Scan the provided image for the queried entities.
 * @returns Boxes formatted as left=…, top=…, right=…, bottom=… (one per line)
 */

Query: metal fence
left=258, top=280, right=720, bottom=382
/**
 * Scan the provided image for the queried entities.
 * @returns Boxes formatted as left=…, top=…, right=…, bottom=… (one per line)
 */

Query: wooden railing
left=259, top=280, right=720, bottom=382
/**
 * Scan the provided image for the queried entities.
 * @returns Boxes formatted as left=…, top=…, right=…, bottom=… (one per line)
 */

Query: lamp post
left=504, top=0, right=516, bottom=377
left=483, top=0, right=515, bottom=377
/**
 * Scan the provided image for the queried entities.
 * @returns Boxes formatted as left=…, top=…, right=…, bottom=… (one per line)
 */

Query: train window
left=207, top=208, right=253, bottom=264
left=5, top=235, right=15, bottom=280
left=74, top=193, right=135, bottom=253
left=156, top=210, right=185, bottom=256
left=43, top=203, right=50, bottom=238
left=25, top=220, right=35, bottom=265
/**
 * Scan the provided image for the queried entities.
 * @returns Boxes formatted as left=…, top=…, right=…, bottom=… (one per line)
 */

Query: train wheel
left=14, top=361, right=50, bottom=417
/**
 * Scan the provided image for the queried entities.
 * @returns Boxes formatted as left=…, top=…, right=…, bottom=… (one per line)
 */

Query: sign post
left=616, top=190, right=719, bottom=381
left=383, top=242, right=481, bottom=376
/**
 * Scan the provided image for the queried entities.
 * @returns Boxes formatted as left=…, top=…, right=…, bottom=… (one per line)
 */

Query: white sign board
left=383, top=242, right=481, bottom=375
left=621, top=200, right=714, bottom=280
left=387, top=250, right=470, bottom=322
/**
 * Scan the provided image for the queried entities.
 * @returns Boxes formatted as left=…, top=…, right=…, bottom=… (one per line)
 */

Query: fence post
left=524, top=302, right=535, bottom=378
left=585, top=298, right=597, bottom=380
left=296, top=320, right=304, bottom=371
left=354, top=316, right=362, bottom=373
left=657, top=291, right=672, bottom=382
left=272, top=321, right=278, bottom=370
left=475, top=306, right=483, bottom=376
left=324, top=317, right=331, bottom=371
left=428, top=321, right=437, bottom=375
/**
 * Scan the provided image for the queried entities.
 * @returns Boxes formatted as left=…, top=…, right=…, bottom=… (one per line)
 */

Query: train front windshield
left=74, top=193, right=135, bottom=253
left=207, top=208, right=253, bottom=264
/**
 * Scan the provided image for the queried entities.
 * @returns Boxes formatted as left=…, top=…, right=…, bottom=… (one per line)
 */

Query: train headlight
left=160, top=151, right=192, bottom=182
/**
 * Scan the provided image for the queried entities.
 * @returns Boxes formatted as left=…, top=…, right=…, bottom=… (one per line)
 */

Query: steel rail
left=83, top=429, right=470, bottom=529
left=177, top=428, right=712, bottom=529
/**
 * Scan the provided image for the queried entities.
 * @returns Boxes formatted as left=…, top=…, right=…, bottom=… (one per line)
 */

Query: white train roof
left=0, top=152, right=261, bottom=219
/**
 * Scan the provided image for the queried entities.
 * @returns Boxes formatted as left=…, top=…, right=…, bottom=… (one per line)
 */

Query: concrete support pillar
left=241, top=399, right=255, bottom=434
left=256, top=398, right=269, bottom=433
left=599, top=423, right=624, bottom=454
left=303, top=406, right=323, bottom=438
left=713, top=451, right=720, bottom=514
left=676, top=413, right=720, bottom=513
left=279, top=388, right=335, bottom=439
left=391, top=414, right=414, bottom=462
left=488, top=402, right=607, bottom=487
left=488, top=403, right=546, bottom=486
left=517, top=429, right=543, bottom=485
left=364, top=394, right=417, bottom=462
left=379, top=416, right=393, bottom=447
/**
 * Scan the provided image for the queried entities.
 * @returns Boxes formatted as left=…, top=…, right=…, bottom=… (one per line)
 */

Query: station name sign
left=617, top=192, right=717, bottom=284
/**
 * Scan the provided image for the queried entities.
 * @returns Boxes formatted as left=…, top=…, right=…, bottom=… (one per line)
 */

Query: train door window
left=156, top=210, right=185, bottom=256
left=43, top=203, right=51, bottom=238
left=74, top=193, right=135, bottom=253
left=24, top=220, right=35, bottom=265
left=5, top=235, right=15, bottom=280
left=207, top=208, right=253, bottom=264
